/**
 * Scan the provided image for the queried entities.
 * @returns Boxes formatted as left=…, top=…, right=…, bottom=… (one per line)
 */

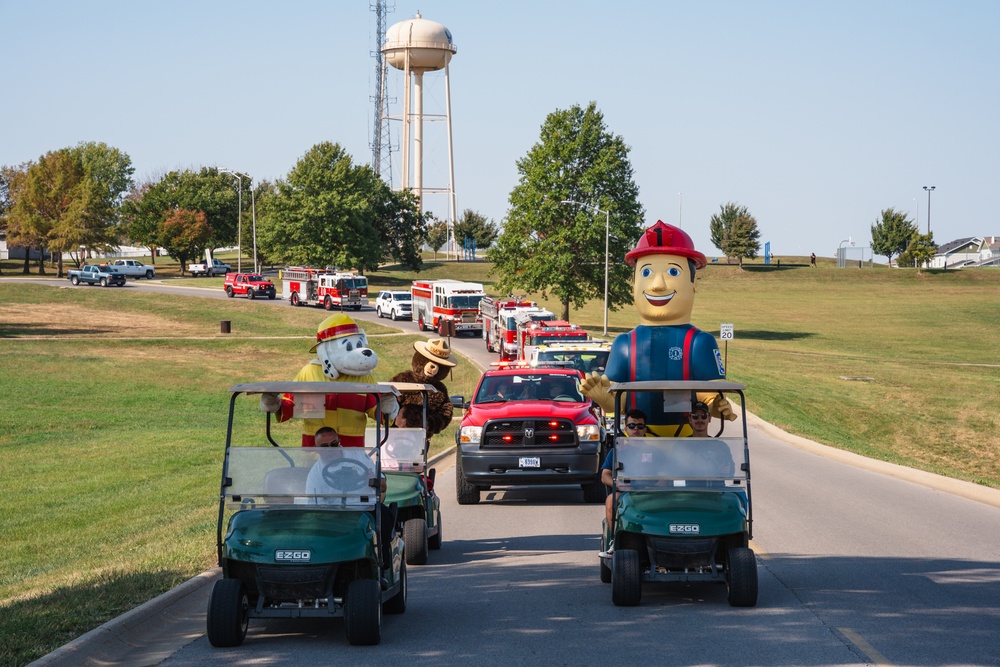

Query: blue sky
left=2, top=0, right=997, bottom=258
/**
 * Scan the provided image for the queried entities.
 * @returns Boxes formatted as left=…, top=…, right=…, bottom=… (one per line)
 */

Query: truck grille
left=481, top=419, right=577, bottom=448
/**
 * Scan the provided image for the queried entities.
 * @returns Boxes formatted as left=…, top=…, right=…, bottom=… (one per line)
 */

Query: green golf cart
left=599, top=380, right=757, bottom=607
left=207, top=381, right=406, bottom=647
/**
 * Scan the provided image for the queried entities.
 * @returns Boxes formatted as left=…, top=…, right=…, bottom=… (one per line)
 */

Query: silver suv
left=375, top=290, right=412, bottom=321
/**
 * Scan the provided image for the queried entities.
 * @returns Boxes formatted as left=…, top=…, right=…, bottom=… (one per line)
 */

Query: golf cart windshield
left=614, top=436, right=745, bottom=491
left=225, top=447, right=378, bottom=509
left=366, top=428, right=426, bottom=472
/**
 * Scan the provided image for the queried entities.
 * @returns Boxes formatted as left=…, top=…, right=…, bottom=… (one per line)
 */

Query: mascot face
left=311, top=314, right=379, bottom=380
left=317, top=331, right=378, bottom=379
left=632, top=253, right=696, bottom=326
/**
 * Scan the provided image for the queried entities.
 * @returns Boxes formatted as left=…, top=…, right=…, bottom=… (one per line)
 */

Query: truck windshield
left=449, top=295, right=483, bottom=309
left=246, top=275, right=264, bottom=281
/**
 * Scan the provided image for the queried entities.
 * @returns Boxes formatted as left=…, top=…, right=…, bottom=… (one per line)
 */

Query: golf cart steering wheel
left=321, top=458, right=371, bottom=493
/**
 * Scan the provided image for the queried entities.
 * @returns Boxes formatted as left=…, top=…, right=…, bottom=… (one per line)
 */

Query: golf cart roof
left=609, top=380, right=746, bottom=393
left=382, top=381, right=438, bottom=394
left=230, top=381, right=402, bottom=396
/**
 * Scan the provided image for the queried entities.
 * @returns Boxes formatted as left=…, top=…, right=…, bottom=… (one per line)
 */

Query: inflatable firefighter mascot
left=580, top=220, right=735, bottom=435
left=260, top=313, right=399, bottom=447
left=389, top=337, right=457, bottom=438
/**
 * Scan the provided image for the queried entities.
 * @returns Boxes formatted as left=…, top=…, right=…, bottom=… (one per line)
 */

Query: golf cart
left=207, top=381, right=406, bottom=648
left=600, top=380, right=757, bottom=607
left=368, top=382, right=443, bottom=565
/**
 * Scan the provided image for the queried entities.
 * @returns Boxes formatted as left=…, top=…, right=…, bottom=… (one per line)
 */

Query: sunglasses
left=625, top=423, right=646, bottom=430
left=690, top=413, right=709, bottom=420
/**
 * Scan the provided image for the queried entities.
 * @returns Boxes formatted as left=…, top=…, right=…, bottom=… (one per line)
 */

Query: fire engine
left=411, top=279, right=485, bottom=335
left=280, top=267, right=369, bottom=310
left=479, top=295, right=554, bottom=361
left=517, top=319, right=589, bottom=362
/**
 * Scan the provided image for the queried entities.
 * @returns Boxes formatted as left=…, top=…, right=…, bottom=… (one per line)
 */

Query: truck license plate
left=519, top=457, right=540, bottom=468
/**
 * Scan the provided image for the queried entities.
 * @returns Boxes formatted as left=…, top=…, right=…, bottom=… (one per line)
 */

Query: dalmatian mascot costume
left=260, top=313, right=399, bottom=447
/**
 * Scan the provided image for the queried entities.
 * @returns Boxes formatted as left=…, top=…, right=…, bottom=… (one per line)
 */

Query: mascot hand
left=260, top=392, right=281, bottom=413
left=710, top=395, right=737, bottom=422
left=380, top=394, right=400, bottom=422
left=579, top=372, right=613, bottom=413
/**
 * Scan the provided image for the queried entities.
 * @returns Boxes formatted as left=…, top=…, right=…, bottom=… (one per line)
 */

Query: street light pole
left=560, top=199, right=610, bottom=335
left=922, top=186, right=935, bottom=234
left=221, top=169, right=243, bottom=273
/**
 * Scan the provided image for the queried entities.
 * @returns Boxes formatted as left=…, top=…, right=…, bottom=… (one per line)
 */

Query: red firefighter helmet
left=625, top=220, right=707, bottom=269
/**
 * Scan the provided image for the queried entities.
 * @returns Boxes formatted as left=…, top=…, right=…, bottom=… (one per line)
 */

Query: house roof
left=935, top=237, right=980, bottom=254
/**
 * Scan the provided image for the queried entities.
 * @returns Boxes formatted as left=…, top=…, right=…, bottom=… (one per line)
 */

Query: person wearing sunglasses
left=687, top=401, right=712, bottom=437
left=598, top=409, right=647, bottom=557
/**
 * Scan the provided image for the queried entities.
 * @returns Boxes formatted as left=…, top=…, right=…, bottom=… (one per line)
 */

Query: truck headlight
left=576, top=424, right=601, bottom=441
left=459, top=426, right=483, bottom=444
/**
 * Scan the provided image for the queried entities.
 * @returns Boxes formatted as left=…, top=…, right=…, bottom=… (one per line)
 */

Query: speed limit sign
left=720, top=323, right=734, bottom=340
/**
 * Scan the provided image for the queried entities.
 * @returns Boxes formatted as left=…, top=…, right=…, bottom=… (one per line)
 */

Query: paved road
left=22, top=277, right=1000, bottom=666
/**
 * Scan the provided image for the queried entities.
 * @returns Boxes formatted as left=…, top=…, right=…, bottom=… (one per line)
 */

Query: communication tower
left=381, top=13, right=458, bottom=254
left=370, top=0, right=394, bottom=184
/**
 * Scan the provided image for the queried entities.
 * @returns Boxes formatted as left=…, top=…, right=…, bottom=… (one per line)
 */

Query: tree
left=488, top=102, right=645, bottom=321
left=160, top=208, right=212, bottom=274
left=897, top=231, right=937, bottom=271
left=871, top=208, right=916, bottom=266
left=453, top=209, right=499, bottom=256
left=426, top=219, right=449, bottom=259
left=0, top=163, right=31, bottom=275
left=709, top=202, right=761, bottom=268
left=256, top=142, right=420, bottom=272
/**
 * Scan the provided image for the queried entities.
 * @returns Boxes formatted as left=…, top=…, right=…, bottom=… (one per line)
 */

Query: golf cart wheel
left=726, top=546, right=759, bottom=607
left=600, top=555, right=612, bottom=584
left=455, top=456, right=480, bottom=505
left=206, top=579, right=249, bottom=647
left=383, top=561, right=407, bottom=615
left=611, top=549, right=642, bottom=606
left=428, top=509, right=442, bottom=550
left=345, top=578, right=382, bottom=646
left=581, top=480, right=605, bottom=504
left=403, top=517, right=429, bottom=565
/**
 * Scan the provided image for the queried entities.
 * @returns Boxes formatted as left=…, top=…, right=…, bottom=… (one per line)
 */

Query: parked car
left=111, top=259, right=155, bottom=279
left=189, top=258, right=232, bottom=277
left=67, top=264, right=127, bottom=287
left=375, top=290, right=413, bottom=321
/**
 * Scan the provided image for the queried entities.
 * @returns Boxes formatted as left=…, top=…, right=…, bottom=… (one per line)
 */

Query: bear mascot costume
left=580, top=220, right=735, bottom=436
left=388, top=337, right=456, bottom=437
left=260, top=313, right=399, bottom=447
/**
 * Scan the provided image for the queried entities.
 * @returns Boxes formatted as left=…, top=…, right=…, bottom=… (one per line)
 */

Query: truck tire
left=71, top=276, right=80, bottom=286
left=100, top=278, right=108, bottom=287
left=290, top=292, right=300, bottom=306
left=145, top=271, right=153, bottom=279
left=455, top=455, right=480, bottom=505
left=324, top=296, right=334, bottom=311
left=225, top=286, right=234, bottom=298
left=376, top=306, right=383, bottom=318
left=247, top=288, right=256, bottom=300
left=268, top=293, right=275, bottom=300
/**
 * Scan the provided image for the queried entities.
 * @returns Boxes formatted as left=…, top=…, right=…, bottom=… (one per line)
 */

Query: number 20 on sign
left=720, top=324, right=734, bottom=373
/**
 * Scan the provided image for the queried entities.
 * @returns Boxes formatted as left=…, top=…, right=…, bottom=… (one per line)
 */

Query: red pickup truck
left=224, top=273, right=277, bottom=300
left=453, top=365, right=607, bottom=505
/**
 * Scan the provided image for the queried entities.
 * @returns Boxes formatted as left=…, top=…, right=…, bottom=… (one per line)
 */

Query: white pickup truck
left=188, top=258, right=232, bottom=277
left=111, top=259, right=155, bottom=279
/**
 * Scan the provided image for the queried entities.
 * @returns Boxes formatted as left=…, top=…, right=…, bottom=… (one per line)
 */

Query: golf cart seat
left=263, top=466, right=310, bottom=504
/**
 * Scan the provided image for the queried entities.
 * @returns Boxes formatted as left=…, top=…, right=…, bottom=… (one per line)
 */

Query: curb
left=27, top=568, right=221, bottom=667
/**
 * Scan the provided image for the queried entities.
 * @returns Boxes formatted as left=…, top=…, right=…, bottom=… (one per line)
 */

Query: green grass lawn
left=1, top=258, right=998, bottom=666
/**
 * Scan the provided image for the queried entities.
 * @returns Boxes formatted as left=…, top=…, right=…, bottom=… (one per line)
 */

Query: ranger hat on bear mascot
left=261, top=313, right=399, bottom=447
left=580, top=220, right=735, bottom=436
left=389, top=337, right=457, bottom=438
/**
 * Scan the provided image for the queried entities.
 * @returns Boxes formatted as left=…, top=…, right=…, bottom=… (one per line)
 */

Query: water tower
left=382, top=13, right=457, bottom=251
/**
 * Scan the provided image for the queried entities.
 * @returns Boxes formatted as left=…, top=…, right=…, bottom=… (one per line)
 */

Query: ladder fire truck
left=280, top=267, right=369, bottom=310
left=479, top=296, right=554, bottom=361
left=411, top=279, right=485, bottom=335
left=517, top=319, right=590, bottom=362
